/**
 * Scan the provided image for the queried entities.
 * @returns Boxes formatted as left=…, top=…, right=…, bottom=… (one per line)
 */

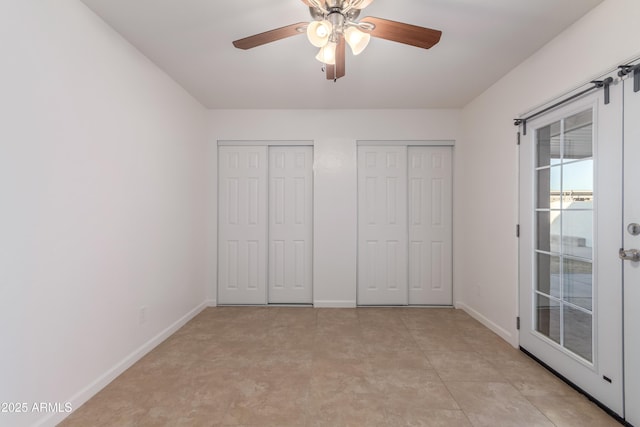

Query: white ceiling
left=80, top=0, right=604, bottom=109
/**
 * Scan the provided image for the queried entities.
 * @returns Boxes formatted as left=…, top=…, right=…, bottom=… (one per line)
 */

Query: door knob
left=619, top=248, right=640, bottom=261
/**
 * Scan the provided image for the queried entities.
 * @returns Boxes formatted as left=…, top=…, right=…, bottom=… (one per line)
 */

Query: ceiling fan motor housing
left=309, top=1, right=361, bottom=26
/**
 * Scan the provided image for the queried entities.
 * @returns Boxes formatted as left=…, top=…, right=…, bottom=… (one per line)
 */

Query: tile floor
left=60, top=307, right=620, bottom=427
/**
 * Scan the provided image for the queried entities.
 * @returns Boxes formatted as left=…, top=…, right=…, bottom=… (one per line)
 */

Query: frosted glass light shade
left=344, top=26, right=370, bottom=55
left=307, top=20, right=333, bottom=47
left=315, top=42, right=337, bottom=65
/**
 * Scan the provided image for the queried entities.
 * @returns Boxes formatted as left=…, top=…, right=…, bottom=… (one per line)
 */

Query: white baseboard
left=313, top=300, right=357, bottom=308
left=40, top=302, right=208, bottom=427
left=205, top=299, right=217, bottom=307
left=455, top=301, right=517, bottom=347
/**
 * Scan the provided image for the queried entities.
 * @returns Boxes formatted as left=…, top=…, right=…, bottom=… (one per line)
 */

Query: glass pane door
left=519, top=87, right=623, bottom=416
left=535, top=109, right=594, bottom=362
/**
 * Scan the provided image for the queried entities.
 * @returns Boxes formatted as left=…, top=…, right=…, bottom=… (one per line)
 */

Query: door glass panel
left=537, top=167, right=562, bottom=209
left=534, top=108, right=594, bottom=362
left=563, top=305, right=593, bottom=362
left=536, top=212, right=551, bottom=252
left=536, top=294, right=561, bottom=344
left=537, top=253, right=560, bottom=298
left=537, top=169, right=550, bottom=209
left=537, top=120, right=562, bottom=167
left=562, top=210, right=593, bottom=259
left=562, top=160, right=593, bottom=209
left=564, top=110, right=593, bottom=160
left=563, top=258, right=593, bottom=311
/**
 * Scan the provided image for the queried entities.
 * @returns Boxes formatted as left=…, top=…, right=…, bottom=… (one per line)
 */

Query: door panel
left=623, top=77, right=640, bottom=426
left=357, top=146, right=408, bottom=305
left=519, top=89, right=624, bottom=415
left=268, top=146, right=313, bottom=304
left=218, top=146, right=268, bottom=304
left=408, top=147, right=453, bottom=305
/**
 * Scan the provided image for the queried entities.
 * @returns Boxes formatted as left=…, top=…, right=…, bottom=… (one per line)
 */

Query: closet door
left=268, top=146, right=313, bottom=304
left=408, top=147, right=453, bottom=305
left=357, top=146, right=408, bottom=305
left=218, top=146, right=268, bottom=305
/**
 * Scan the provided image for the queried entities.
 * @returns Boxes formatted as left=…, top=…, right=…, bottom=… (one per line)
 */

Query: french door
left=217, top=145, right=313, bottom=305
left=519, top=88, right=624, bottom=415
left=357, top=145, right=453, bottom=306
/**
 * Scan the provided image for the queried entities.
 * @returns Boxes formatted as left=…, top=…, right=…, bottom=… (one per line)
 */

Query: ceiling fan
left=232, top=0, right=442, bottom=81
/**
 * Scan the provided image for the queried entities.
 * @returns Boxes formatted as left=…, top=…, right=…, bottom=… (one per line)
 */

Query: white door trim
left=218, top=140, right=314, bottom=146
left=357, top=140, right=455, bottom=146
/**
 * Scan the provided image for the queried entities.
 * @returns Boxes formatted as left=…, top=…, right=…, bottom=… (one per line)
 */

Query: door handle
left=619, top=248, right=640, bottom=261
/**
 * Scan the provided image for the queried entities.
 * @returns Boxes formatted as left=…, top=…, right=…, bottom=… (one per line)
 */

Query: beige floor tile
left=369, top=380, right=461, bottom=412
left=480, top=351, right=576, bottom=397
left=60, top=307, right=621, bottom=427
left=307, top=392, right=387, bottom=427
left=526, top=393, right=621, bottom=427
left=410, top=328, right=472, bottom=352
left=384, top=408, right=472, bottom=427
left=426, top=351, right=505, bottom=382
left=446, top=382, right=554, bottom=427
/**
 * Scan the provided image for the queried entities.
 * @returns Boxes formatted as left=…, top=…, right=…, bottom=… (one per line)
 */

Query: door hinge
left=516, top=224, right=520, bottom=238
left=517, top=131, right=521, bottom=146
left=516, top=316, right=520, bottom=330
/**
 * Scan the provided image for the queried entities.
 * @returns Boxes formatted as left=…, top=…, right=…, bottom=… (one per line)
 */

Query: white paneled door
left=268, top=147, right=313, bottom=304
left=358, top=146, right=408, bottom=305
left=408, top=147, right=453, bottom=305
left=218, top=146, right=269, bottom=305
left=218, top=145, right=313, bottom=305
left=623, top=77, right=640, bottom=427
left=357, top=145, right=453, bottom=306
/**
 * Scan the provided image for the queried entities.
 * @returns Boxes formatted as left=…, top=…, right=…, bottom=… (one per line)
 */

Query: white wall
left=456, top=0, right=640, bottom=346
left=0, top=2, right=207, bottom=426
left=207, top=110, right=461, bottom=307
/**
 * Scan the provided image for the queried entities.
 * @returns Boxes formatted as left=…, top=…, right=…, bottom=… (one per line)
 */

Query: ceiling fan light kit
left=315, top=41, right=337, bottom=65
left=232, top=0, right=443, bottom=81
left=344, top=26, right=370, bottom=55
left=307, top=20, right=333, bottom=47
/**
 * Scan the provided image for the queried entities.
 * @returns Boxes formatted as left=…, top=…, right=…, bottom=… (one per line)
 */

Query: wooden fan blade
left=232, top=22, right=307, bottom=50
left=300, top=0, right=314, bottom=5
left=361, top=17, right=442, bottom=49
left=326, top=37, right=346, bottom=81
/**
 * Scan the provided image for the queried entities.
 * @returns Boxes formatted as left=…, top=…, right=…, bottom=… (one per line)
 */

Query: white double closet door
left=218, top=145, right=313, bottom=305
left=357, top=145, right=453, bottom=305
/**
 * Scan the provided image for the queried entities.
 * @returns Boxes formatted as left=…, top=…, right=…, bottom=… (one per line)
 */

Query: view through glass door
left=518, top=88, right=624, bottom=416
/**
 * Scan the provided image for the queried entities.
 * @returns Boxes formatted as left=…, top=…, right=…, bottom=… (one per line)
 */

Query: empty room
left=2, top=0, right=640, bottom=426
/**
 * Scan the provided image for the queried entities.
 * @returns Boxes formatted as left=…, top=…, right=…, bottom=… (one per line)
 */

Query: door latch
left=619, top=248, right=640, bottom=261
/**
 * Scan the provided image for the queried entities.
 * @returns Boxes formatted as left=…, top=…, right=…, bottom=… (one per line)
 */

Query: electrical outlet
left=139, top=306, right=148, bottom=325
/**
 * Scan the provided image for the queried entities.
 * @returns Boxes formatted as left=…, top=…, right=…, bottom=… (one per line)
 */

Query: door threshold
left=520, top=347, right=628, bottom=426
